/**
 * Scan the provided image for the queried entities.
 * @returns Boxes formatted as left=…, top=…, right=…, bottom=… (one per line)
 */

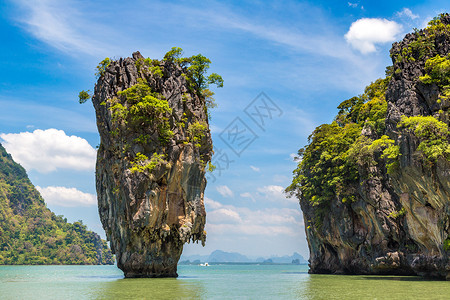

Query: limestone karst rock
left=92, top=51, right=213, bottom=277
left=288, top=14, right=450, bottom=280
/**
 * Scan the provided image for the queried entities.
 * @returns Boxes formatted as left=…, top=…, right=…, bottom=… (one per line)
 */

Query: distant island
left=180, top=250, right=307, bottom=264
left=0, top=143, right=113, bottom=265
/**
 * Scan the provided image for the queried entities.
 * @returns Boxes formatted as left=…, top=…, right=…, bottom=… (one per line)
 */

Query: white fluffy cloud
left=397, top=8, right=419, bottom=20
left=0, top=129, right=96, bottom=173
left=208, top=208, right=242, bottom=224
left=257, top=185, right=297, bottom=204
left=205, top=197, right=223, bottom=209
left=258, top=185, right=284, bottom=196
left=36, top=186, right=97, bottom=207
left=205, top=198, right=303, bottom=237
left=345, top=18, right=402, bottom=54
left=216, top=185, right=234, bottom=198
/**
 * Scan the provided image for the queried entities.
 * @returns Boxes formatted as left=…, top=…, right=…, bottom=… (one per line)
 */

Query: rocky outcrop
left=92, top=52, right=212, bottom=277
left=297, top=15, right=450, bottom=280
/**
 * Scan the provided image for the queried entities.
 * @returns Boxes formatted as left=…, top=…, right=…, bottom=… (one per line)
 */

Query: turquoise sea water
left=0, top=264, right=448, bottom=299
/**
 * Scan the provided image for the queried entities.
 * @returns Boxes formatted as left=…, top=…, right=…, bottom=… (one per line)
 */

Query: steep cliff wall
left=288, top=15, right=450, bottom=280
left=92, top=51, right=215, bottom=277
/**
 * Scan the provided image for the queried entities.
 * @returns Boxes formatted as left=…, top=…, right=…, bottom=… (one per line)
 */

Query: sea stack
left=92, top=51, right=213, bottom=277
left=288, top=14, right=450, bottom=279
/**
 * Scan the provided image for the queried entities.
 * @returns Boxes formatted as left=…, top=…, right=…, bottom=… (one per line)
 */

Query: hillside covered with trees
left=0, top=143, right=113, bottom=265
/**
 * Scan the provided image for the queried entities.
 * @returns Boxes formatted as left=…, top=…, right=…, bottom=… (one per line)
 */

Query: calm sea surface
left=0, top=264, right=448, bottom=299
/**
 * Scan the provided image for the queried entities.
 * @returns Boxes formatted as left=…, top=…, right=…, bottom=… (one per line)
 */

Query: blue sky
left=0, top=0, right=447, bottom=258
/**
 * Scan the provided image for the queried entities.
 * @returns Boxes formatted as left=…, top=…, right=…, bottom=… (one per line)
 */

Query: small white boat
left=199, top=262, right=209, bottom=266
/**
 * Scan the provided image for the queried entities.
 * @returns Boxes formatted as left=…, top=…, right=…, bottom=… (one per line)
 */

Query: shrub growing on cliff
left=392, top=14, right=450, bottom=64
left=419, top=54, right=450, bottom=85
left=130, top=152, right=166, bottom=174
left=78, top=90, right=91, bottom=104
left=398, top=115, right=450, bottom=163
left=348, top=135, right=400, bottom=174
left=163, top=47, right=184, bottom=62
left=163, top=47, right=223, bottom=109
left=286, top=77, right=390, bottom=206
left=95, top=58, right=111, bottom=78
left=187, top=121, right=208, bottom=148
left=109, top=79, right=174, bottom=144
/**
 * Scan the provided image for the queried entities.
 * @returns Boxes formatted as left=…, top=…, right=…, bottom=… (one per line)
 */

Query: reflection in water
left=95, top=277, right=206, bottom=299
left=295, top=274, right=450, bottom=299
left=1, top=265, right=449, bottom=299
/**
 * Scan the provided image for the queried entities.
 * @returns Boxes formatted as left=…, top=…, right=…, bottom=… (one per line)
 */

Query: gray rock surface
left=92, top=51, right=212, bottom=277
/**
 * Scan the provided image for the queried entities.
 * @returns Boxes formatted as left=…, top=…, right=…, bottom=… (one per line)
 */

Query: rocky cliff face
left=291, top=15, right=450, bottom=280
left=92, top=51, right=213, bottom=277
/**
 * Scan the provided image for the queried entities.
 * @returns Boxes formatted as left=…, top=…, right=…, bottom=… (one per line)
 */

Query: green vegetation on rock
left=286, top=77, right=391, bottom=206
left=187, top=121, right=208, bottom=148
left=0, top=144, right=113, bottom=265
left=392, top=13, right=450, bottom=64
left=78, top=90, right=91, bottom=104
left=288, top=13, right=450, bottom=279
left=287, top=51, right=450, bottom=209
left=130, top=152, right=167, bottom=174
left=109, top=78, right=174, bottom=145
left=95, top=57, right=111, bottom=78
left=398, top=115, right=450, bottom=162
left=163, top=47, right=223, bottom=109
left=105, top=48, right=219, bottom=174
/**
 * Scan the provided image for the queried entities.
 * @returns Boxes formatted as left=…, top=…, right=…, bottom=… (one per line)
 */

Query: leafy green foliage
left=162, top=47, right=223, bottom=111
left=348, top=135, right=400, bottom=174
left=186, top=54, right=224, bottom=92
left=392, top=14, right=450, bottom=64
left=380, top=141, right=401, bottom=174
left=287, top=122, right=361, bottom=205
left=95, top=58, right=111, bottom=78
left=206, top=161, right=216, bottom=172
left=419, top=54, right=450, bottom=85
left=286, top=77, right=390, bottom=207
left=163, top=47, right=184, bottom=62
left=206, top=72, right=224, bottom=88
left=130, top=152, right=166, bottom=174
left=109, top=79, right=174, bottom=144
left=150, top=65, right=163, bottom=77
left=0, top=144, right=113, bottom=265
left=419, top=54, right=450, bottom=106
left=202, top=89, right=218, bottom=109
left=187, top=121, right=208, bottom=148
left=78, top=90, right=91, bottom=104
left=335, top=78, right=389, bottom=135
left=398, top=116, right=450, bottom=162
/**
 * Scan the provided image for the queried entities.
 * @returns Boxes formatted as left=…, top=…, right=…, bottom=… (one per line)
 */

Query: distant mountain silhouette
left=180, top=250, right=307, bottom=264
